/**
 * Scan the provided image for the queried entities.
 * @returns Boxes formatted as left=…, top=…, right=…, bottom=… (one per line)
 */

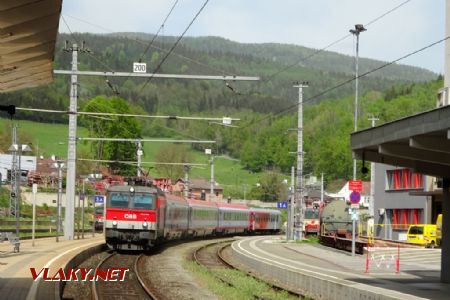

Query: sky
left=60, top=0, right=445, bottom=74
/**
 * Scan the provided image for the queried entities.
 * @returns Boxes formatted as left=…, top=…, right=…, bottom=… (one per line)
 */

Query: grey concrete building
left=373, top=163, right=429, bottom=241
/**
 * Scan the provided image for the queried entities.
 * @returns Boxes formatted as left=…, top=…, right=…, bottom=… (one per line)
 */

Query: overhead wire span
left=77, top=158, right=207, bottom=166
left=15, top=107, right=239, bottom=122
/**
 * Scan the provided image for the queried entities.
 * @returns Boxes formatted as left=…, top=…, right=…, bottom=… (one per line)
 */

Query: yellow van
left=436, top=214, right=442, bottom=246
left=407, top=224, right=438, bottom=247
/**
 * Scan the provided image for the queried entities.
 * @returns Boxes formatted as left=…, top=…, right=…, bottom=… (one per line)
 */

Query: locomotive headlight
left=143, top=221, right=148, bottom=228
left=112, top=220, right=118, bottom=226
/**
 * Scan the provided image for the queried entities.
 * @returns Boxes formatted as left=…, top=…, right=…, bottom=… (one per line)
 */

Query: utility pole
left=77, top=186, right=80, bottom=239
left=63, top=42, right=88, bottom=241
left=321, top=173, right=324, bottom=205
left=53, top=160, right=65, bottom=242
left=289, top=166, right=295, bottom=241
left=137, top=141, right=143, bottom=177
left=9, top=124, right=18, bottom=233
left=293, top=82, right=308, bottom=241
left=368, top=116, right=379, bottom=217
left=81, top=180, right=85, bottom=239
left=9, top=125, right=31, bottom=237
left=350, top=24, right=367, bottom=180
left=184, top=165, right=190, bottom=198
left=210, top=156, right=215, bottom=201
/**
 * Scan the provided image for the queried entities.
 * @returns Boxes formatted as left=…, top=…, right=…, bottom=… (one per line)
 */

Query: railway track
left=193, top=240, right=234, bottom=269
left=92, top=252, right=158, bottom=300
left=193, top=240, right=302, bottom=300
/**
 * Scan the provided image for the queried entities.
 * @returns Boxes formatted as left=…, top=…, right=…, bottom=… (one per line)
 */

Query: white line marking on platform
left=26, top=241, right=101, bottom=300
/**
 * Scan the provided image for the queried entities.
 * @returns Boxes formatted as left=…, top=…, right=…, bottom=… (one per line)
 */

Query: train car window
left=133, top=194, right=154, bottom=209
left=110, top=193, right=129, bottom=208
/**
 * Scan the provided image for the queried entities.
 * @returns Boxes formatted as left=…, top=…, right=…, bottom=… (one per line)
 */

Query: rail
left=92, top=253, right=158, bottom=300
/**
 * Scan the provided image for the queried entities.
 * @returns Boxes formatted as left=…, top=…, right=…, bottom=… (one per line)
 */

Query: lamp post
left=8, top=138, right=32, bottom=237
left=293, top=81, right=308, bottom=241
left=350, top=24, right=366, bottom=180
left=204, top=148, right=214, bottom=201
left=52, top=160, right=65, bottom=242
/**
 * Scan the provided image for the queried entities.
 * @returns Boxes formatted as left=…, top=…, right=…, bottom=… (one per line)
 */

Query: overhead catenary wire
left=58, top=17, right=199, bottom=142
left=61, top=15, right=121, bottom=96
left=77, top=158, right=206, bottom=166
left=241, top=35, right=450, bottom=130
left=63, top=14, right=228, bottom=76
left=138, top=0, right=179, bottom=62
left=62, top=16, right=115, bottom=73
left=137, top=0, right=210, bottom=95
left=14, top=107, right=239, bottom=122
left=261, top=0, right=413, bottom=84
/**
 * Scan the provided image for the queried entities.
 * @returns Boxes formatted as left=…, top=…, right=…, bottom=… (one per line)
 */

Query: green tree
left=82, top=96, right=142, bottom=175
left=257, top=171, right=285, bottom=202
left=155, top=144, right=193, bottom=180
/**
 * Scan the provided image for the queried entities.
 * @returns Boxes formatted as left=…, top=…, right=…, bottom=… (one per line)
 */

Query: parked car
left=407, top=224, right=438, bottom=247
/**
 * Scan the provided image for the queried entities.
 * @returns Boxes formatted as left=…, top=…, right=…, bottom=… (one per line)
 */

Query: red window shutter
left=413, top=209, right=418, bottom=224
left=402, top=209, right=408, bottom=229
left=393, top=209, right=398, bottom=229
left=412, top=173, right=423, bottom=189
left=394, top=170, right=400, bottom=189
left=403, top=169, right=410, bottom=188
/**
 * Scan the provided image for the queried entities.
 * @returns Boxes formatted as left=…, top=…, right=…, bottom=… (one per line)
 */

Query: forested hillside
left=0, top=32, right=441, bottom=183
left=1, top=33, right=436, bottom=121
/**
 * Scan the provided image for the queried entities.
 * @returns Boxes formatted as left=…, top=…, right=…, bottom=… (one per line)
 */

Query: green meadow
left=0, top=118, right=263, bottom=197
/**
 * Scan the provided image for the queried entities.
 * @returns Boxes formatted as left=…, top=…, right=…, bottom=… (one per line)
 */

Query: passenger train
left=104, top=185, right=282, bottom=250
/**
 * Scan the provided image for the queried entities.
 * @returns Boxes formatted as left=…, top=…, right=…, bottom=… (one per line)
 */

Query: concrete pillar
left=446, top=0, right=450, bottom=89
left=441, top=178, right=450, bottom=283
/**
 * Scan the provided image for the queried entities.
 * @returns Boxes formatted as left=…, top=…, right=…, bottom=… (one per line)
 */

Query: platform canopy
left=0, top=0, right=62, bottom=93
left=351, top=105, right=450, bottom=178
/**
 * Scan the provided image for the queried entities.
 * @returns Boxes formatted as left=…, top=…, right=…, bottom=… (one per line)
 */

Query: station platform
left=231, top=235, right=450, bottom=300
left=0, top=234, right=104, bottom=300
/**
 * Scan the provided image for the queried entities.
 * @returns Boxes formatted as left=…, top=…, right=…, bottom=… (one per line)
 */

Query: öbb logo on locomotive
left=104, top=185, right=282, bottom=250
left=124, top=213, right=137, bottom=219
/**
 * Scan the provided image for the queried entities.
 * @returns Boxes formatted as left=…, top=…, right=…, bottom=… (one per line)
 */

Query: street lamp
left=350, top=24, right=366, bottom=180
left=52, top=160, right=65, bottom=242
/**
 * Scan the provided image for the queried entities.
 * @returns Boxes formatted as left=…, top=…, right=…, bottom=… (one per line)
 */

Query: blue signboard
left=349, top=191, right=361, bottom=204
left=277, top=201, right=288, bottom=209
left=94, top=195, right=105, bottom=203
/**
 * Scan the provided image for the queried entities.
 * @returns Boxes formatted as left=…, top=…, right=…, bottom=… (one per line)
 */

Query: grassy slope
left=0, top=118, right=90, bottom=157
left=0, top=118, right=260, bottom=192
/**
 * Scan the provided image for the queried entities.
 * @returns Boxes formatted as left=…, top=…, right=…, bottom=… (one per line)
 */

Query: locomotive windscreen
left=133, top=194, right=154, bottom=209
left=110, top=193, right=129, bottom=208
left=109, top=192, right=155, bottom=209
left=305, top=209, right=318, bottom=219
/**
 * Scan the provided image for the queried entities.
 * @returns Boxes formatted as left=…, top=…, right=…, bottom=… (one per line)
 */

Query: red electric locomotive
left=105, top=185, right=159, bottom=250
left=104, top=184, right=282, bottom=250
